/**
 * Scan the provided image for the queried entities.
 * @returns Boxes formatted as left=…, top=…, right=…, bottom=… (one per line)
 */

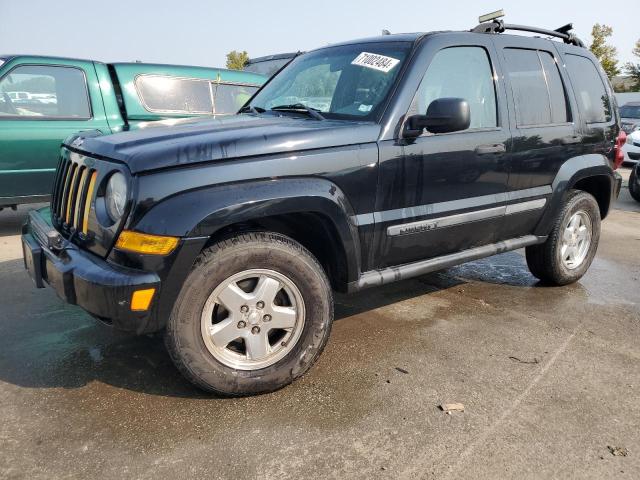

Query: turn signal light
left=115, top=231, right=179, bottom=255
left=131, top=288, right=155, bottom=311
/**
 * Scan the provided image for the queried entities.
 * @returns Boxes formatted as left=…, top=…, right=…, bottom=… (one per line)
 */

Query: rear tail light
left=614, top=130, right=626, bottom=170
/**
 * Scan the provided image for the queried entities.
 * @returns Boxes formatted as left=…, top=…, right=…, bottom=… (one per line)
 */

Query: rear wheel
left=166, top=232, right=333, bottom=396
left=629, top=167, right=640, bottom=203
left=526, top=190, right=600, bottom=285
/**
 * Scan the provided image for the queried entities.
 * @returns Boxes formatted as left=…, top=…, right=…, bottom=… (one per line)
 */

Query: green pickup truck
left=0, top=55, right=265, bottom=208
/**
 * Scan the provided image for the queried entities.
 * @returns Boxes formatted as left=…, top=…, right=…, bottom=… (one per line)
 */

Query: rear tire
left=526, top=190, right=600, bottom=286
left=629, top=167, right=640, bottom=203
left=166, top=232, right=333, bottom=396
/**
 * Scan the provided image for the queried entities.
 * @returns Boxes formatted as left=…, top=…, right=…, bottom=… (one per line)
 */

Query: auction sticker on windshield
left=351, top=52, right=400, bottom=73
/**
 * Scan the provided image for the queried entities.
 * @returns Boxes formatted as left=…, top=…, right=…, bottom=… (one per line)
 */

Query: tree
left=225, top=50, right=249, bottom=70
left=589, top=24, right=620, bottom=79
left=624, top=39, right=640, bottom=91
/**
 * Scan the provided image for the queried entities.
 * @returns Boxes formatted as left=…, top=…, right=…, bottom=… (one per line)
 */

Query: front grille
left=51, top=154, right=98, bottom=235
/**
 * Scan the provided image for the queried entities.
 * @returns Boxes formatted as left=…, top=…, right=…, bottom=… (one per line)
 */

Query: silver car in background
left=621, top=102, right=640, bottom=164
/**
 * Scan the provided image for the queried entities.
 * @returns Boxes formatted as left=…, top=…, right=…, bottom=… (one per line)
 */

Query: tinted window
left=214, top=83, right=259, bottom=114
left=411, top=46, right=497, bottom=129
left=564, top=54, right=611, bottom=123
left=0, top=65, right=90, bottom=119
left=539, top=52, right=569, bottom=123
left=136, top=75, right=212, bottom=114
left=504, top=49, right=568, bottom=126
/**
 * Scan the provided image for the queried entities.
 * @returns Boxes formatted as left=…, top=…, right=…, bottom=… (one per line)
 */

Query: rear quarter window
left=135, top=75, right=213, bottom=114
left=564, top=54, right=612, bottom=123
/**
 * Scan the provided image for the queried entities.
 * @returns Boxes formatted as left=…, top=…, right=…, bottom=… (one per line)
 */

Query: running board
left=350, top=235, right=546, bottom=292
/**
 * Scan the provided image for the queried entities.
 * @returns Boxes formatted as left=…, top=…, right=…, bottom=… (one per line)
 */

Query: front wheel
left=166, top=232, right=333, bottom=396
left=629, top=167, right=640, bottom=203
left=526, top=190, right=601, bottom=286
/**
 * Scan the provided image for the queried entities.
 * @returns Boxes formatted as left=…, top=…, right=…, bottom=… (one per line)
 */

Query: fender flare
left=133, top=177, right=363, bottom=283
left=534, top=154, right=616, bottom=236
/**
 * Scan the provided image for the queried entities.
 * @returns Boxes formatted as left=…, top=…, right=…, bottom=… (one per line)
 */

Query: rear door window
left=0, top=65, right=91, bottom=119
left=564, top=54, right=612, bottom=123
left=503, top=48, right=569, bottom=126
left=136, top=75, right=213, bottom=114
left=213, top=83, right=259, bottom=114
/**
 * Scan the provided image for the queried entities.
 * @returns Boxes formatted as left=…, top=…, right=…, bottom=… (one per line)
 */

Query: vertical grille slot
left=82, top=171, right=98, bottom=234
left=64, top=164, right=79, bottom=224
left=73, top=167, right=89, bottom=229
left=58, top=162, right=75, bottom=222
left=53, top=158, right=72, bottom=218
left=51, top=156, right=66, bottom=216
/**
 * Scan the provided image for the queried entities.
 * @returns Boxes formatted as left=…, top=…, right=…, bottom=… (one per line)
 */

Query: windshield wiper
left=238, top=105, right=265, bottom=114
left=270, top=103, right=325, bottom=120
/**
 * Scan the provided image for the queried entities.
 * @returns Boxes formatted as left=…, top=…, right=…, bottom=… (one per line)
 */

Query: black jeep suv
left=23, top=19, right=625, bottom=395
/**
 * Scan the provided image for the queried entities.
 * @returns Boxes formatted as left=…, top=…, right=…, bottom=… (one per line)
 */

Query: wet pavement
left=1, top=169, right=639, bottom=479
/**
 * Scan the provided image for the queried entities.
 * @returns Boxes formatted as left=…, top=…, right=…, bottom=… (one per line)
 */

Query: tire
left=525, top=190, right=601, bottom=286
left=630, top=167, right=640, bottom=203
left=166, top=231, right=333, bottom=396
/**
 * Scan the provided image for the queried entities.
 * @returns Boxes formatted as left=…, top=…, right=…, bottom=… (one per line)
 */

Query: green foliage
left=226, top=51, right=249, bottom=71
left=589, top=24, right=620, bottom=79
left=624, top=39, right=640, bottom=92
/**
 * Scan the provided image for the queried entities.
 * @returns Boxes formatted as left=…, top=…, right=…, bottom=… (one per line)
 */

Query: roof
left=110, top=62, right=265, bottom=84
left=322, top=32, right=427, bottom=49
left=0, top=54, right=94, bottom=63
left=246, top=52, right=299, bottom=64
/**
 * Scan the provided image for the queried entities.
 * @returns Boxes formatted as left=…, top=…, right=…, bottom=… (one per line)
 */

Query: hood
left=70, top=114, right=381, bottom=174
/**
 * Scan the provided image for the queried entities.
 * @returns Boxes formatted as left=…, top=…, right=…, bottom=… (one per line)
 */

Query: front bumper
left=22, top=208, right=161, bottom=332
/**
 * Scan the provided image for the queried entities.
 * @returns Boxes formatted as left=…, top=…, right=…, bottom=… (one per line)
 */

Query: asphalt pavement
left=1, top=168, right=639, bottom=479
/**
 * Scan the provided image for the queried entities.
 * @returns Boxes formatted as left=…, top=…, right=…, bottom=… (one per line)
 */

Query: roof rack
left=471, top=10, right=585, bottom=48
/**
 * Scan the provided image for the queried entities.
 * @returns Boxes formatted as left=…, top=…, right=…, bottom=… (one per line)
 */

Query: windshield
left=248, top=41, right=412, bottom=121
left=620, top=105, right=640, bottom=119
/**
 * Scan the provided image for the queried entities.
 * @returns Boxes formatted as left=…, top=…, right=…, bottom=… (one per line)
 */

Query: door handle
left=561, top=135, right=583, bottom=145
left=475, top=144, right=506, bottom=155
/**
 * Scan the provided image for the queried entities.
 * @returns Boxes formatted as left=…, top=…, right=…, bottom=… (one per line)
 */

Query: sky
left=0, top=0, right=636, bottom=69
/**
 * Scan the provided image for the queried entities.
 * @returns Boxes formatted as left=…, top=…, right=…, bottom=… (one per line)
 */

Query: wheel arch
left=132, top=177, right=362, bottom=290
left=534, top=154, right=616, bottom=236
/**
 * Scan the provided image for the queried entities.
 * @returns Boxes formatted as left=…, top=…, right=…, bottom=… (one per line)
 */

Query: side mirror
left=404, top=97, right=470, bottom=138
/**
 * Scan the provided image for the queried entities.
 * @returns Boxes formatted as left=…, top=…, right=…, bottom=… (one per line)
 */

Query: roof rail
left=471, top=18, right=585, bottom=48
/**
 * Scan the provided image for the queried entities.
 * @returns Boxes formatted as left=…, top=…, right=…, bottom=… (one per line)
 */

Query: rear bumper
left=22, top=209, right=161, bottom=333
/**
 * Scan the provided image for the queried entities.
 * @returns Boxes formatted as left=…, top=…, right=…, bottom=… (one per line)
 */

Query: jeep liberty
left=22, top=17, right=624, bottom=395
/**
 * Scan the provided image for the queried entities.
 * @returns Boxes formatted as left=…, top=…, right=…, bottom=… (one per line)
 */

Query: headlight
left=105, top=172, right=128, bottom=222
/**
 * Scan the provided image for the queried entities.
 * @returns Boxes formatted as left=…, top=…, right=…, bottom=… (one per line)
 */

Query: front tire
left=526, top=190, right=601, bottom=286
left=166, top=232, right=333, bottom=396
left=629, top=167, right=640, bottom=203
